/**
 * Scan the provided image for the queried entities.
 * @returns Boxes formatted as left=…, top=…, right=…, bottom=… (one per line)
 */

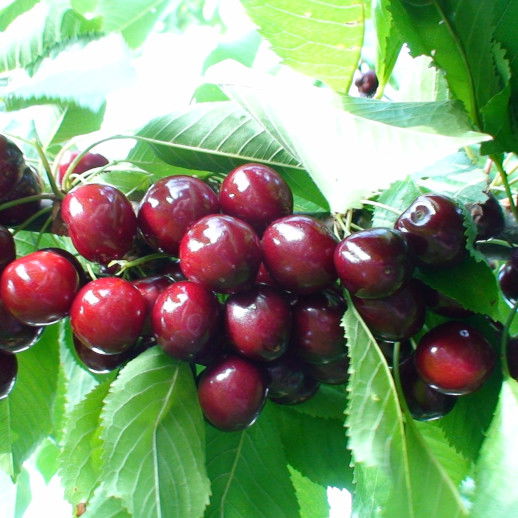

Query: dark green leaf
left=0, top=0, right=39, bottom=31
left=288, top=466, right=329, bottom=518
left=288, top=384, right=346, bottom=420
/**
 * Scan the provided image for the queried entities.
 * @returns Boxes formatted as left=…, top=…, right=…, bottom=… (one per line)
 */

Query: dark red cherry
left=0, top=298, right=43, bottom=353
left=355, top=70, right=379, bottom=97
left=305, top=354, right=348, bottom=385
left=415, top=321, right=495, bottom=395
left=197, top=355, right=267, bottom=431
left=132, top=275, right=173, bottom=334
left=417, top=280, right=473, bottom=318
left=352, top=281, right=425, bottom=341
left=261, top=215, right=337, bottom=294
left=219, top=163, right=293, bottom=234
left=468, top=194, right=504, bottom=240
left=152, top=281, right=221, bottom=361
left=395, top=194, right=466, bottom=267
left=377, top=339, right=413, bottom=364
left=160, top=260, right=187, bottom=282
left=70, top=277, right=146, bottom=354
left=507, top=337, right=518, bottom=380
left=498, top=260, right=518, bottom=303
left=255, top=262, right=278, bottom=287
left=0, top=225, right=15, bottom=273
left=0, top=250, right=80, bottom=325
left=0, top=349, right=17, bottom=399
left=138, top=176, right=219, bottom=255
left=0, top=134, right=24, bottom=200
left=0, top=166, right=43, bottom=226
left=61, top=184, right=137, bottom=264
left=73, top=335, right=132, bottom=374
left=399, top=357, right=456, bottom=421
left=57, top=151, right=109, bottom=186
left=179, top=214, right=261, bottom=294
left=225, top=286, right=291, bottom=361
left=265, top=356, right=319, bottom=404
left=334, top=228, right=413, bottom=298
left=292, top=290, right=346, bottom=364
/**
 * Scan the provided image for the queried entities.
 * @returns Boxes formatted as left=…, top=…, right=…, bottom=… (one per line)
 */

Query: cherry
left=160, top=260, right=186, bottom=282
left=57, top=151, right=109, bottom=186
left=255, top=262, right=278, bottom=287
left=138, top=176, right=219, bottom=255
left=355, top=70, right=379, bottom=97
left=292, top=290, right=346, bottom=364
left=334, top=228, right=413, bottom=298
left=70, top=277, right=146, bottom=354
left=61, top=183, right=137, bottom=264
left=0, top=349, right=17, bottom=399
left=40, top=247, right=88, bottom=286
left=398, top=357, right=456, bottom=421
left=0, top=134, right=24, bottom=200
left=225, top=286, right=291, bottom=361
left=132, top=275, right=173, bottom=334
left=377, top=339, right=413, bottom=364
left=352, top=281, right=425, bottom=341
left=265, top=357, right=319, bottom=405
left=417, top=281, right=473, bottom=318
left=468, top=194, right=504, bottom=240
left=179, top=214, right=261, bottom=294
left=305, top=354, right=348, bottom=385
left=219, top=163, right=293, bottom=234
left=415, top=321, right=495, bottom=395
left=0, top=298, right=43, bottom=353
left=507, top=337, right=518, bottom=380
left=261, top=215, right=337, bottom=294
left=197, top=355, right=267, bottom=431
left=498, top=260, right=518, bottom=303
left=152, top=281, right=221, bottom=361
left=1, top=250, right=80, bottom=325
left=395, top=194, right=466, bottom=267
left=0, top=225, right=15, bottom=273
left=73, top=335, right=132, bottom=374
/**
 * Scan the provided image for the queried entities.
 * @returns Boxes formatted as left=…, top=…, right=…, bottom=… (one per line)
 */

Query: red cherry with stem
left=0, top=349, right=17, bottom=399
left=179, top=214, right=261, bottom=294
left=138, top=176, right=219, bottom=255
left=0, top=298, right=43, bottom=353
left=0, top=134, right=24, bottom=201
left=197, top=355, right=267, bottom=431
left=1, top=250, right=80, bottom=325
left=0, top=225, right=15, bottom=273
left=219, top=163, right=293, bottom=234
left=57, top=151, right=109, bottom=186
left=70, top=277, right=146, bottom=354
left=61, top=183, right=137, bottom=264
left=415, top=321, right=495, bottom=395
left=261, top=215, right=337, bottom=294
left=355, top=70, right=379, bottom=97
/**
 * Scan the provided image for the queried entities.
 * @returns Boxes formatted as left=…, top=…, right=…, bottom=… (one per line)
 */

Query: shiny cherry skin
left=219, top=163, right=293, bottom=234
left=468, top=194, right=504, bottom=240
left=292, top=290, right=346, bottom=364
left=0, top=349, right=17, bottom=399
left=225, top=286, right=291, bottom=361
left=498, top=260, right=518, bottom=303
left=395, top=194, right=466, bottom=267
left=70, top=277, right=146, bottom=354
left=0, top=298, right=43, bottom=353
left=415, top=322, right=495, bottom=395
left=334, top=228, right=413, bottom=298
left=197, top=355, right=267, bottom=431
left=153, top=281, right=221, bottom=361
left=132, top=275, right=173, bottom=334
left=138, top=176, right=219, bottom=255
left=0, top=134, right=24, bottom=200
left=355, top=70, right=379, bottom=97
left=179, top=214, right=261, bottom=294
left=61, top=184, right=137, bottom=264
left=352, top=281, right=425, bottom=341
left=1, top=250, right=80, bottom=325
left=305, top=354, right=348, bottom=385
left=507, top=337, right=518, bottom=381
left=57, top=151, right=109, bottom=186
left=255, top=262, right=278, bottom=287
left=40, top=247, right=89, bottom=286
left=417, top=280, right=473, bottom=318
left=399, top=357, right=456, bottom=421
left=261, top=215, right=337, bottom=294
left=0, top=166, right=43, bottom=226
left=73, top=335, right=133, bottom=374
left=0, top=225, right=15, bottom=273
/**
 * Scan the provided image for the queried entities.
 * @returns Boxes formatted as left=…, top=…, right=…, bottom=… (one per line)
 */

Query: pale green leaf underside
left=96, top=0, right=166, bottom=33
left=241, top=0, right=364, bottom=93
left=288, top=466, right=329, bottom=518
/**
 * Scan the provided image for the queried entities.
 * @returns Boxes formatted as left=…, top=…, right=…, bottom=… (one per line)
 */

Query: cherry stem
left=108, top=253, right=171, bottom=274
left=501, top=301, right=518, bottom=379
left=491, top=155, right=518, bottom=223
left=391, top=341, right=411, bottom=417
left=12, top=206, right=53, bottom=235
left=0, top=194, right=56, bottom=212
left=361, top=199, right=401, bottom=215
left=34, top=214, right=53, bottom=249
left=85, top=263, right=97, bottom=281
left=33, top=138, right=64, bottom=199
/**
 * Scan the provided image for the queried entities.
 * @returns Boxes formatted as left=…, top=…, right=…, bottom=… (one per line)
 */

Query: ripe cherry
left=415, top=322, right=495, bottom=395
left=71, top=277, right=146, bottom=354
left=179, top=214, right=261, bottom=294
left=305, top=354, right=348, bottom=385
left=0, top=225, right=15, bottom=273
left=417, top=281, right=473, bottom=318
left=138, top=176, right=219, bottom=255
left=219, top=163, right=293, bottom=234
left=261, top=215, right=337, bottom=294
left=395, top=194, right=466, bottom=267
left=73, top=335, right=133, bottom=374
left=0, top=349, right=17, bottom=399
left=498, top=259, right=518, bottom=303
left=132, top=275, right=173, bottom=334
left=0, top=134, right=24, bottom=200
left=0, top=298, right=43, bottom=353
left=377, top=339, right=413, bottom=364
left=507, top=337, right=518, bottom=380
left=355, top=70, right=379, bottom=97
left=61, top=184, right=137, bottom=264
left=152, top=281, right=221, bottom=361
left=197, top=355, right=267, bottom=431
left=1, top=250, right=80, bottom=325
left=334, top=228, right=413, bottom=298
left=468, top=194, right=504, bottom=240
left=40, top=247, right=89, bottom=286
left=225, top=286, right=291, bottom=361
left=57, top=151, right=109, bottom=186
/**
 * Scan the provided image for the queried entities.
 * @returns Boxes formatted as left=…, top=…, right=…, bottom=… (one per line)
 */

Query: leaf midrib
left=218, top=431, right=245, bottom=518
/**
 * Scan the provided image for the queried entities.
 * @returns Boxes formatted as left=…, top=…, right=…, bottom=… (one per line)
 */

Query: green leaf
left=120, top=0, right=170, bottom=49
left=100, top=348, right=210, bottom=518
left=14, top=467, right=31, bottom=518
left=60, top=379, right=112, bottom=506
left=82, top=486, right=131, bottom=518
left=95, top=169, right=154, bottom=197
left=97, top=0, right=166, bottom=33
left=0, top=0, right=39, bottom=31
left=344, top=302, right=467, bottom=517
left=71, top=0, right=98, bottom=15
left=288, top=466, right=329, bottom=518
left=34, top=438, right=60, bottom=483
left=494, top=0, right=518, bottom=101
left=271, top=405, right=352, bottom=490
left=0, top=324, right=60, bottom=477
left=289, top=384, right=346, bottom=420
left=205, top=403, right=300, bottom=518
left=127, top=101, right=329, bottom=212
left=470, top=379, right=518, bottom=517
left=241, top=0, right=364, bottom=93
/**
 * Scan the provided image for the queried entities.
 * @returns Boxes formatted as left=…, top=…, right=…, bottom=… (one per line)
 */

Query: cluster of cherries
left=0, top=133, right=515, bottom=431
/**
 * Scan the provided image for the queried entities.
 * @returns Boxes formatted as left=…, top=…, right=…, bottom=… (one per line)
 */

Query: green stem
left=361, top=199, right=400, bottom=215
left=33, top=138, right=63, bottom=199
left=0, top=194, right=56, bottom=212
left=492, top=155, right=518, bottom=222
left=108, top=253, right=170, bottom=274
left=501, top=301, right=518, bottom=379
left=392, top=341, right=411, bottom=416
left=12, top=206, right=53, bottom=234
left=34, top=215, right=53, bottom=249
